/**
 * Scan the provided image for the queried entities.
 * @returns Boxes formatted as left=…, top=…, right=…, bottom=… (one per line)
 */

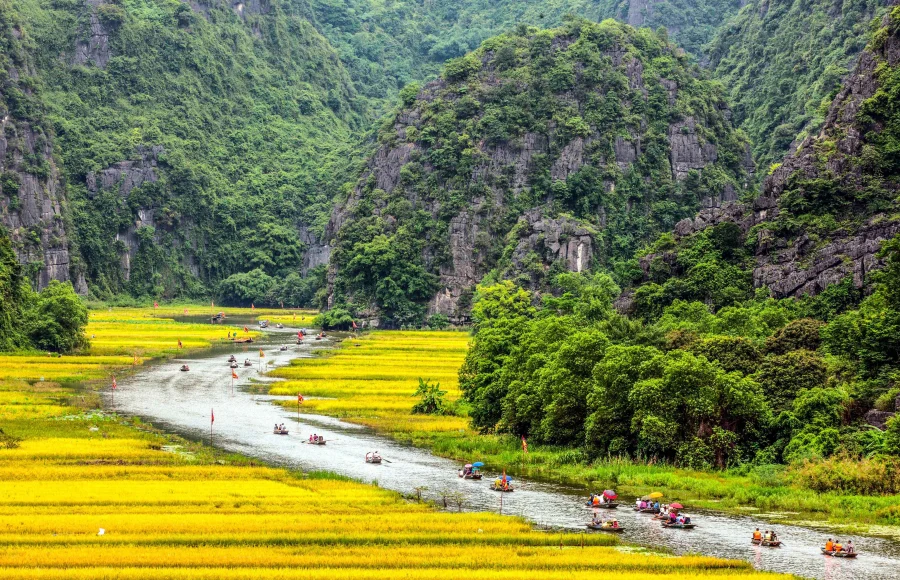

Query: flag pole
left=210, top=409, right=214, bottom=446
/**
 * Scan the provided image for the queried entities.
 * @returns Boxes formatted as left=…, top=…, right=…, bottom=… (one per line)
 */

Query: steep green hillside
left=708, top=0, right=891, bottom=170
left=458, top=6, right=900, bottom=475
left=327, top=18, right=752, bottom=326
left=632, top=1, right=900, bottom=319
left=12, top=0, right=363, bottom=300
left=308, top=0, right=742, bottom=108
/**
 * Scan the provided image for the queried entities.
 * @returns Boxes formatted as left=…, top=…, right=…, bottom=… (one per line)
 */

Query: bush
left=313, top=308, right=354, bottom=330
left=217, top=269, right=276, bottom=306
left=22, top=281, right=89, bottom=353
left=427, top=313, right=449, bottom=330
left=412, top=378, right=453, bottom=415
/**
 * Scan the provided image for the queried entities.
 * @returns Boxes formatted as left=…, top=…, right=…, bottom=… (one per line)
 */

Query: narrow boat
left=586, top=523, right=625, bottom=532
left=228, top=355, right=237, bottom=362
left=234, top=337, right=253, bottom=343
left=585, top=502, right=619, bottom=509
left=365, top=452, right=382, bottom=464
left=822, top=550, right=858, bottom=558
left=230, top=362, right=238, bottom=368
left=491, top=483, right=514, bottom=492
left=637, top=508, right=660, bottom=514
left=279, top=345, right=288, bottom=351
left=179, top=365, right=190, bottom=372
left=275, top=323, right=284, bottom=329
left=243, top=360, right=252, bottom=367
left=273, top=428, right=289, bottom=435
left=661, top=522, right=695, bottom=529
left=751, top=539, right=781, bottom=547
left=458, top=463, right=483, bottom=479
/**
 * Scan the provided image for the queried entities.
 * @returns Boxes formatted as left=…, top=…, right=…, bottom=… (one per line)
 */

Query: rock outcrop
left=640, top=8, right=900, bottom=301
left=326, top=19, right=750, bottom=323
left=74, top=0, right=111, bottom=68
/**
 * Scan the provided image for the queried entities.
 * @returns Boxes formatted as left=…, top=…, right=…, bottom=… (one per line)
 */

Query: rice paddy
left=0, top=307, right=783, bottom=579
left=268, top=331, right=473, bottom=438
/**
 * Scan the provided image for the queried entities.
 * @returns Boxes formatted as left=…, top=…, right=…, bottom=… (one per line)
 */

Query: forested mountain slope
left=708, top=0, right=891, bottom=170
left=631, top=1, right=900, bottom=318
left=458, top=5, right=900, bottom=470
left=4, top=0, right=363, bottom=300
left=307, top=0, right=743, bottom=110
left=326, top=18, right=753, bottom=326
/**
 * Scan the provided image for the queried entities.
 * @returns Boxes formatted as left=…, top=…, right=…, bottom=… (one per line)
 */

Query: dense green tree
left=22, top=281, right=88, bottom=353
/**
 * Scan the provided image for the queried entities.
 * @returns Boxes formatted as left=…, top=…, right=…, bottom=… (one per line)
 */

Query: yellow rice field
left=268, top=331, right=473, bottom=436
left=0, top=307, right=782, bottom=579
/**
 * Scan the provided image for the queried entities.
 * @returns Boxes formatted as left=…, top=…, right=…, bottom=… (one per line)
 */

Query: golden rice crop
left=269, top=331, right=472, bottom=435
left=0, top=308, right=782, bottom=579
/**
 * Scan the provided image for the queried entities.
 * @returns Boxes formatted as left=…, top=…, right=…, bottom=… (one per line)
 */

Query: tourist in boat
left=846, top=540, right=854, bottom=554
left=770, top=530, right=779, bottom=544
left=753, top=529, right=762, bottom=541
left=763, top=530, right=770, bottom=542
left=652, top=500, right=660, bottom=511
left=834, top=540, right=843, bottom=553
left=611, top=519, right=619, bottom=529
left=635, top=498, right=641, bottom=510
left=592, top=495, right=601, bottom=506
left=591, top=514, right=601, bottom=526
left=825, top=538, right=834, bottom=552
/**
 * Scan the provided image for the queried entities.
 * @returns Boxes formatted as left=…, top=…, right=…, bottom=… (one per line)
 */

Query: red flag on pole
left=211, top=409, right=215, bottom=424
left=232, top=370, right=238, bottom=380
left=352, top=320, right=358, bottom=330
left=521, top=435, right=528, bottom=454
left=244, top=326, right=248, bottom=333
left=298, top=394, right=304, bottom=403
left=178, top=340, right=183, bottom=349
left=153, top=302, right=159, bottom=309
left=251, top=303, right=255, bottom=310
left=112, top=377, right=117, bottom=390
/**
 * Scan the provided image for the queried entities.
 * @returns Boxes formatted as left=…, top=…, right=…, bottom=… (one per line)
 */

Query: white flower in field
left=97, top=528, right=105, bottom=536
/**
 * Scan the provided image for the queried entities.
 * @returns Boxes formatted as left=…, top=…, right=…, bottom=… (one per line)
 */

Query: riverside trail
left=107, top=323, right=900, bottom=580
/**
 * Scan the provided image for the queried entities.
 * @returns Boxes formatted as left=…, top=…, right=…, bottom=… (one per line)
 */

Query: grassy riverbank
left=0, top=307, right=778, bottom=579
left=269, top=330, right=900, bottom=536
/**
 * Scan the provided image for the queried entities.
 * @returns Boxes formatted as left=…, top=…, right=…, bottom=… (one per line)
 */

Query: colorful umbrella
left=669, top=502, right=684, bottom=510
left=602, top=490, right=618, bottom=499
left=499, top=475, right=513, bottom=481
left=472, top=462, right=484, bottom=467
left=649, top=492, right=664, bottom=499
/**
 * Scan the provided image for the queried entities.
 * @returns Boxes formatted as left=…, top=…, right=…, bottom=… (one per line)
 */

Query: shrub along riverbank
left=269, top=328, right=900, bottom=536
left=0, top=307, right=781, bottom=579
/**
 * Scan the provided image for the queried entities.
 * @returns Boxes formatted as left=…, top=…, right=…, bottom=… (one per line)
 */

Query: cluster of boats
left=458, top=463, right=514, bottom=492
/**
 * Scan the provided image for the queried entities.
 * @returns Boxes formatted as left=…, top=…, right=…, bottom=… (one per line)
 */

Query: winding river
left=107, top=322, right=900, bottom=580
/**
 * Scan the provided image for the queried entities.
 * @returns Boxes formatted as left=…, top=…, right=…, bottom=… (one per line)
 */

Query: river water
left=107, top=323, right=900, bottom=580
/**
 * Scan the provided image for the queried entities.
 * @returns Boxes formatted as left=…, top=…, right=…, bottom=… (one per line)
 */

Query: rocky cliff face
left=327, top=19, right=751, bottom=325
left=0, top=9, right=83, bottom=292
left=639, top=6, right=900, bottom=301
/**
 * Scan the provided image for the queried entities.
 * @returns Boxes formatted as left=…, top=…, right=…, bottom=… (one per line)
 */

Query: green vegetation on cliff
left=707, top=0, right=890, bottom=169
left=308, top=0, right=742, bottom=108
left=12, top=0, right=365, bottom=300
left=329, top=17, right=751, bottom=326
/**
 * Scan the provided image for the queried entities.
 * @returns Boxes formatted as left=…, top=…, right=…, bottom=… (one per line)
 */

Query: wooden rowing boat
left=234, top=337, right=253, bottom=343
left=273, top=429, right=289, bottom=435
left=491, top=484, right=514, bottom=492
left=458, top=472, right=483, bottom=480
left=635, top=508, right=659, bottom=514
left=585, top=502, right=619, bottom=509
left=822, top=549, right=857, bottom=558
left=751, top=538, right=781, bottom=547
left=586, top=524, right=625, bottom=532
left=661, top=522, right=695, bottom=529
